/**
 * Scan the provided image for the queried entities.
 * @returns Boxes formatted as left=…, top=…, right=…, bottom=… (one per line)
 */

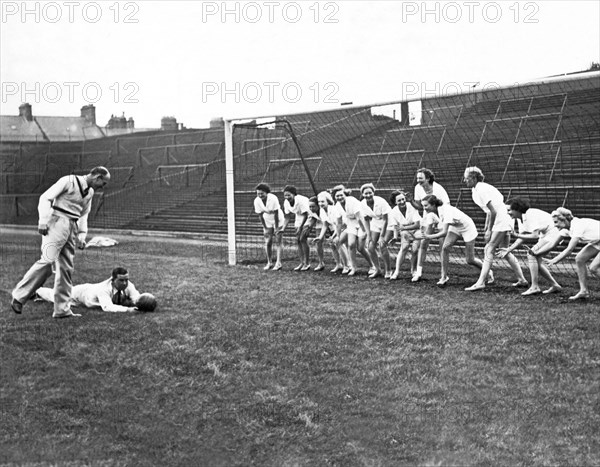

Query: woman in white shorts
left=387, top=190, right=422, bottom=280
left=310, top=191, right=348, bottom=273
left=463, top=167, right=528, bottom=291
left=280, top=185, right=311, bottom=271
left=304, top=197, right=326, bottom=271
left=254, top=183, right=283, bottom=270
left=411, top=168, right=451, bottom=282
left=421, top=194, right=484, bottom=286
left=360, top=183, right=392, bottom=278
left=332, top=185, right=374, bottom=276
left=540, top=208, right=600, bottom=300
left=498, top=198, right=562, bottom=296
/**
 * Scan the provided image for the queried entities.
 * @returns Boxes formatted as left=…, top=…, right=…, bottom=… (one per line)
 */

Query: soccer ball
left=136, top=293, right=158, bottom=312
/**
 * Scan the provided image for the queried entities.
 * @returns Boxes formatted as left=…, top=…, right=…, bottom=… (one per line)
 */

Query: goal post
left=224, top=112, right=336, bottom=266
left=224, top=119, right=237, bottom=266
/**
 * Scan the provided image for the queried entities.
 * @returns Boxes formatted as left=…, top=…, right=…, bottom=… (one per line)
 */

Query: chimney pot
left=81, top=104, right=96, bottom=125
left=19, top=103, right=33, bottom=121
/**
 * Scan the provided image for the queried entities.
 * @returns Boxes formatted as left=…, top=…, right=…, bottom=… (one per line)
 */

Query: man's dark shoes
left=11, top=298, right=23, bottom=314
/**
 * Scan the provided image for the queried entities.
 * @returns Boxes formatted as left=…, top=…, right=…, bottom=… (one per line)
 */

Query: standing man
left=11, top=167, right=111, bottom=318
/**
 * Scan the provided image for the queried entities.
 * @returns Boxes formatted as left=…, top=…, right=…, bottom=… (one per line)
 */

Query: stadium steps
left=123, top=192, right=229, bottom=233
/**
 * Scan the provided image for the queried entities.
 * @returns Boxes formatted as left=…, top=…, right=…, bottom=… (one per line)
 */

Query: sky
left=1, top=0, right=599, bottom=129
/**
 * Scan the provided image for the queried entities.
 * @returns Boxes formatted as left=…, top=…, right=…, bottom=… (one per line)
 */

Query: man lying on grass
left=35, top=267, right=157, bottom=314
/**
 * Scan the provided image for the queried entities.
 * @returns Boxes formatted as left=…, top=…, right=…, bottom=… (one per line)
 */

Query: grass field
left=1, top=230, right=599, bottom=466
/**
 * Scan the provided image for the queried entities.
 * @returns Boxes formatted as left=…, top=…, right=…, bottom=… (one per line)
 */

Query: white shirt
left=567, top=218, right=600, bottom=244
left=254, top=193, right=283, bottom=224
left=436, top=204, right=473, bottom=229
left=319, top=208, right=331, bottom=226
left=319, top=206, right=339, bottom=229
left=307, top=210, right=323, bottom=228
left=471, top=182, right=505, bottom=215
left=414, top=182, right=450, bottom=205
left=361, top=196, right=391, bottom=220
left=388, top=204, right=421, bottom=229
left=283, top=194, right=310, bottom=219
left=521, top=208, right=554, bottom=236
left=38, top=175, right=93, bottom=242
left=337, top=196, right=374, bottom=223
left=72, top=278, right=141, bottom=313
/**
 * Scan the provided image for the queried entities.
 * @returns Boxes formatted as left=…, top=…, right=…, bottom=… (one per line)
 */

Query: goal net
left=224, top=73, right=600, bottom=275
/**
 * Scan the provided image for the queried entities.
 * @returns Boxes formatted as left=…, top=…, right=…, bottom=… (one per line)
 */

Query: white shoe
left=411, top=273, right=421, bottom=282
left=569, top=291, right=590, bottom=300
left=521, top=288, right=541, bottom=296
left=52, top=310, right=82, bottom=319
left=512, top=280, right=529, bottom=287
left=437, top=277, right=449, bottom=287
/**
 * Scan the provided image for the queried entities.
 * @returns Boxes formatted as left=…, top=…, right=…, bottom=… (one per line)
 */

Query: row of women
left=253, top=167, right=600, bottom=300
